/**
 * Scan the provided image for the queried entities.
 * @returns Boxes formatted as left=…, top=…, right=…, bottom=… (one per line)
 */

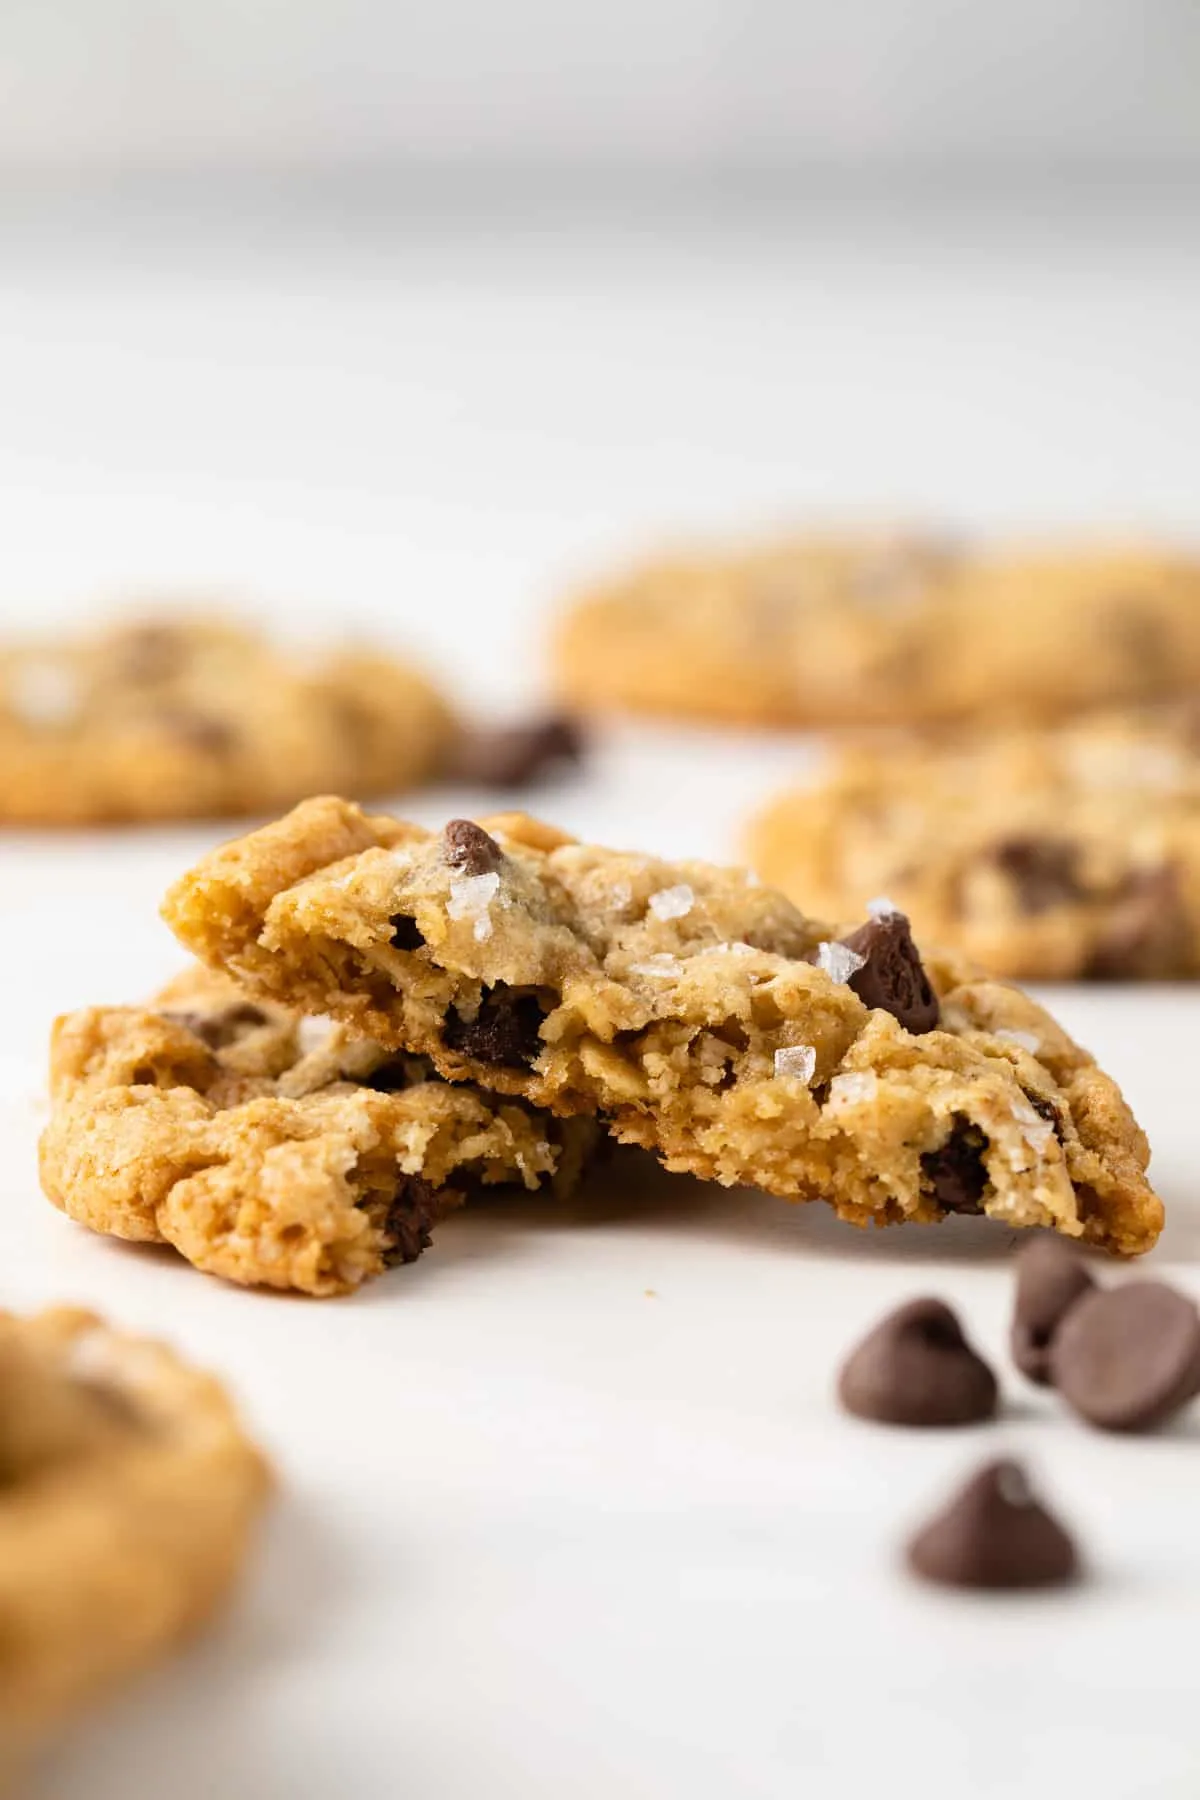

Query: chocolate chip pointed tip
left=1050, top=1281, right=1200, bottom=1432
left=906, top=1459, right=1080, bottom=1591
left=443, top=818, right=503, bottom=876
left=1010, top=1236, right=1096, bottom=1385
left=840, top=911, right=939, bottom=1034
left=838, top=1296, right=998, bottom=1428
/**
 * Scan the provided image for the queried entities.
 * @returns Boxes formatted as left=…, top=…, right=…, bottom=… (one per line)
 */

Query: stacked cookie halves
left=43, top=795, right=1164, bottom=1297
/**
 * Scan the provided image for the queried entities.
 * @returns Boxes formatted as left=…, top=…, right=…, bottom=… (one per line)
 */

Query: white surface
left=2, top=206, right=1200, bottom=1796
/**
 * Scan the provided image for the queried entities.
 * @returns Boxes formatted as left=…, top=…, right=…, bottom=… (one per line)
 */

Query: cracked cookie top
left=42, top=967, right=595, bottom=1297
left=163, top=798, right=1162, bottom=1256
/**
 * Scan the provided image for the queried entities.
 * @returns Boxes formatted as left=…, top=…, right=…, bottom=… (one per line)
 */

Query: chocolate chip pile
left=837, top=1239, right=1200, bottom=1590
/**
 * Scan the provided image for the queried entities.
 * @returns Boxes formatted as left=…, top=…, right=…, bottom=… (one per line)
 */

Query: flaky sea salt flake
left=817, top=940, right=867, bottom=984
left=773, top=1045, right=817, bottom=1084
left=649, top=883, right=695, bottom=921
left=447, top=871, right=501, bottom=925
left=826, top=1070, right=878, bottom=1107
left=996, top=1027, right=1041, bottom=1054
left=867, top=895, right=901, bottom=919
left=631, top=954, right=682, bottom=979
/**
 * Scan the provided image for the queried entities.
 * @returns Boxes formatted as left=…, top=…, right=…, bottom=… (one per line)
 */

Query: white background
left=0, top=190, right=1198, bottom=1795
left=1, top=1, right=1200, bottom=173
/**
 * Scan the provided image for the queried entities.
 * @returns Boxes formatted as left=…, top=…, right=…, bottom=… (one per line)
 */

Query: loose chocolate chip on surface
left=838, top=1297, right=998, bottom=1427
left=1010, top=1237, right=1095, bottom=1385
left=443, top=818, right=503, bottom=876
left=444, top=985, right=545, bottom=1069
left=382, top=1175, right=440, bottom=1266
left=921, top=1119, right=989, bottom=1215
left=906, top=1459, right=1079, bottom=1591
left=452, top=714, right=585, bottom=788
left=991, top=837, right=1082, bottom=914
left=1050, top=1282, right=1200, bottom=1432
left=840, top=911, right=939, bottom=1033
left=389, top=914, right=426, bottom=951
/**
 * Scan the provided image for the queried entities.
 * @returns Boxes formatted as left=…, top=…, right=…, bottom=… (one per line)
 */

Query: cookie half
left=41, top=968, right=596, bottom=1297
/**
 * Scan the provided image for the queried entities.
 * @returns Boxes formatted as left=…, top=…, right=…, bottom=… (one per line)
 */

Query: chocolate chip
left=1084, top=865, right=1188, bottom=979
left=906, top=1459, right=1079, bottom=1591
left=443, top=818, right=503, bottom=877
left=360, top=1057, right=416, bottom=1093
left=451, top=714, right=585, bottom=788
left=444, top=985, right=545, bottom=1069
left=1010, top=1238, right=1096, bottom=1385
left=839, top=911, right=939, bottom=1033
left=921, top=1118, right=989, bottom=1215
left=162, top=1002, right=268, bottom=1049
left=838, top=1297, right=998, bottom=1427
left=990, top=837, right=1082, bottom=914
left=389, top=914, right=426, bottom=951
left=116, top=624, right=187, bottom=683
left=381, top=1175, right=440, bottom=1266
left=1050, top=1282, right=1200, bottom=1432
left=166, top=710, right=235, bottom=755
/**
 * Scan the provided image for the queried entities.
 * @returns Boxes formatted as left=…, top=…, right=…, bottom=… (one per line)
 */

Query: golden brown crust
left=163, top=798, right=1163, bottom=1256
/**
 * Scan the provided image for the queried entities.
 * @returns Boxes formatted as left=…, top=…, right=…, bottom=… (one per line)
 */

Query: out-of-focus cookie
left=41, top=968, right=596, bottom=1297
left=746, top=708, right=1200, bottom=980
left=162, top=798, right=1162, bottom=1256
left=0, top=1304, right=269, bottom=1781
left=0, top=614, right=456, bottom=824
left=552, top=533, right=1200, bottom=728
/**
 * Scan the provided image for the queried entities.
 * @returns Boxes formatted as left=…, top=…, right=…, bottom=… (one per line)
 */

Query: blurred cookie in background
left=745, top=708, right=1200, bottom=981
left=0, top=613, right=457, bottom=824
left=552, top=531, right=1200, bottom=730
left=0, top=1303, right=269, bottom=1783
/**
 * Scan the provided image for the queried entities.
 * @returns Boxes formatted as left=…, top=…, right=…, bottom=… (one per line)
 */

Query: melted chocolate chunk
left=1024, top=1091, right=1065, bottom=1142
left=381, top=1175, right=440, bottom=1266
left=443, top=818, right=503, bottom=877
left=922, top=1118, right=989, bottom=1215
left=162, top=1002, right=268, bottom=1050
left=166, top=710, right=235, bottom=755
left=991, top=837, right=1082, bottom=914
left=444, top=985, right=545, bottom=1069
left=1085, top=865, right=1187, bottom=979
left=840, top=911, right=939, bottom=1033
left=389, top=914, right=426, bottom=952
left=451, top=714, right=585, bottom=788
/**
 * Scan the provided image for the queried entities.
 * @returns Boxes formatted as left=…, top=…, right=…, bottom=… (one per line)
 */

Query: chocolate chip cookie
left=0, top=614, right=456, bottom=823
left=747, top=708, right=1200, bottom=980
left=162, top=799, right=1162, bottom=1255
left=42, top=967, right=596, bottom=1297
left=552, top=533, right=1200, bottom=728
left=0, top=1304, right=268, bottom=1779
